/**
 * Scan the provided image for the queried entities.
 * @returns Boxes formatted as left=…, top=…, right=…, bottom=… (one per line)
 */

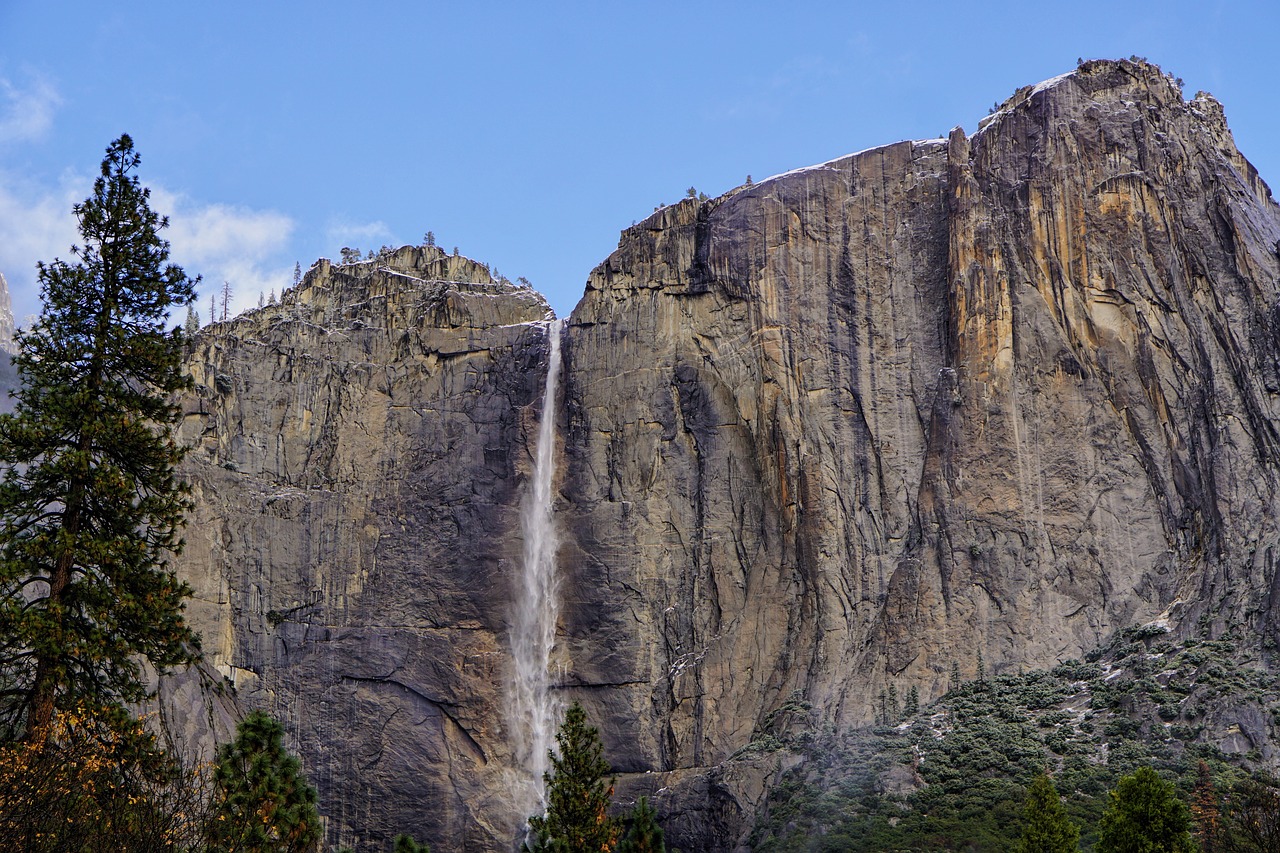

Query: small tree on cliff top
left=528, top=701, right=620, bottom=851
left=0, top=134, right=199, bottom=742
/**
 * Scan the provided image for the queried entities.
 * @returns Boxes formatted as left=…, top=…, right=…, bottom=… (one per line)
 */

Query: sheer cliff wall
left=174, top=60, right=1280, bottom=850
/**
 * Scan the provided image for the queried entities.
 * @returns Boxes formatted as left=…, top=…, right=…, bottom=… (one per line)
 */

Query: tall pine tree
left=0, top=134, right=199, bottom=742
left=528, top=701, right=620, bottom=852
left=1017, top=773, right=1079, bottom=853
left=1190, top=761, right=1221, bottom=853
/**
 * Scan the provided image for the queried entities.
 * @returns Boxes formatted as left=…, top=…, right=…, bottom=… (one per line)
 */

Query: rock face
left=175, top=60, right=1280, bottom=851
left=0, top=271, right=15, bottom=355
left=177, top=248, right=553, bottom=849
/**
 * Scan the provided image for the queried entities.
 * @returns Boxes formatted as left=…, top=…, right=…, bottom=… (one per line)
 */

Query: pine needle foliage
left=1017, top=773, right=1079, bottom=853
left=208, top=710, right=320, bottom=853
left=527, top=701, right=621, bottom=852
left=1096, top=766, right=1194, bottom=853
left=619, top=797, right=666, bottom=853
left=393, top=834, right=431, bottom=852
left=0, top=134, right=199, bottom=742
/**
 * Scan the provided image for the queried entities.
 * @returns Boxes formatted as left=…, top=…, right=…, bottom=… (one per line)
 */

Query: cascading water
left=510, top=318, right=564, bottom=824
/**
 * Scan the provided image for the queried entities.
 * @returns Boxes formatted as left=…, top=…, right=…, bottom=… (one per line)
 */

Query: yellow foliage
left=0, top=704, right=212, bottom=852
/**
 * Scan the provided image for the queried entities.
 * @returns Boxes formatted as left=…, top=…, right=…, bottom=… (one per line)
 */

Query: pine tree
left=1190, top=760, right=1220, bottom=852
left=208, top=711, right=320, bottom=853
left=905, top=685, right=920, bottom=716
left=219, top=280, right=232, bottom=321
left=1097, top=766, right=1194, bottom=853
left=618, top=797, right=665, bottom=853
left=528, top=701, right=620, bottom=852
left=184, top=303, right=200, bottom=338
left=393, top=834, right=430, bottom=853
left=423, top=230, right=435, bottom=248
left=0, top=134, right=199, bottom=741
left=1017, top=773, right=1079, bottom=853
left=292, top=261, right=302, bottom=287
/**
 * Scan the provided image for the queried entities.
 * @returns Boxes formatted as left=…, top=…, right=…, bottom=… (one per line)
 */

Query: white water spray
left=510, top=318, right=564, bottom=820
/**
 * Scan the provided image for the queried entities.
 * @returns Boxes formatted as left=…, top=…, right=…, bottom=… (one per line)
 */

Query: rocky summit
left=171, top=59, right=1280, bottom=850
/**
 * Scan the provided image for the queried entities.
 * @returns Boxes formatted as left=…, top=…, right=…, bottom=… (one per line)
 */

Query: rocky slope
left=174, top=60, right=1280, bottom=850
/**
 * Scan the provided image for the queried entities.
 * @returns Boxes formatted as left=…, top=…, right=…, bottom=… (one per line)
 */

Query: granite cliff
left=174, top=59, right=1280, bottom=850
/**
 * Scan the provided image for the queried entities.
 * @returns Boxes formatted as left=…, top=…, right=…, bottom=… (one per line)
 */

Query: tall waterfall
left=510, top=318, right=564, bottom=822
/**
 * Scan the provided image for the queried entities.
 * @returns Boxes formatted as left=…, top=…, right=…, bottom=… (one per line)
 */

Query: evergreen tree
left=527, top=701, right=620, bottom=852
left=905, top=685, right=920, bottom=716
left=292, top=261, right=302, bottom=287
left=184, top=303, right=200, bottom=338
left=0, top=134, right=199, bottom=741
left=219, top=280, right=232, bottom=321
left=1017, top=773, right=1079, bottom=853
left=1096, top=766, right=1194, bottom=853
left=423, top=230, right=435, bottom=248
left=208, top=710, right=320, bottom=853
left=1190, top=761, right=1220, bottom=853
left=393, top=834, right=430, bottom=853
left=618, top=797, right=665, bottom=853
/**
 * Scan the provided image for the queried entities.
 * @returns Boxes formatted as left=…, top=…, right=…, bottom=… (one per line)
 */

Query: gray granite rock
left=171, top=60, right=1280, bottom=851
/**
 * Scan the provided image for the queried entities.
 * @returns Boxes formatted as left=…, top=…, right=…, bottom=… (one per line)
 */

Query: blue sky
left=0, top=1, right=1275, bottom=322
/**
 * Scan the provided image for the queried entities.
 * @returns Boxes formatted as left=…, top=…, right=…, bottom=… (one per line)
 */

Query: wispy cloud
left=325, top=219, right=393, bottom=253
left=0, top=74, right=61, bottom=145
left=152, top=189, right=295, bottom=319
left=705, top=55, right=843, bottom=123
left=0, top=175, right=295, bottom=324
left=0, top=171, right=87, bottom=323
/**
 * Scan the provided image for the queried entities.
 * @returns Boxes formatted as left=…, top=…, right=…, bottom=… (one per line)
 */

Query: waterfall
left=510, top=318, right=564, bottom=824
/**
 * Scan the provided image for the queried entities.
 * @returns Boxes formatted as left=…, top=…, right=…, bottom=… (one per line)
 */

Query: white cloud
left=152, top=189, right=296, bottom=318
left=0, top=171, right=87, bottom=319
left=0, top=175, right=295, bottom=324
left=0, top=75, right=61, bottom=145
left=325, top=219, right=393, bottom=252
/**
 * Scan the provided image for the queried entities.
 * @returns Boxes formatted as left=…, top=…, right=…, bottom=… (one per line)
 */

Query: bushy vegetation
left=750, top=626, right=1280, bottom=851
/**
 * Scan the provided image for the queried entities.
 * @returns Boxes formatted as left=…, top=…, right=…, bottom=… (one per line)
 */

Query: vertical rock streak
left=511, top=318, right=563, bottom=821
